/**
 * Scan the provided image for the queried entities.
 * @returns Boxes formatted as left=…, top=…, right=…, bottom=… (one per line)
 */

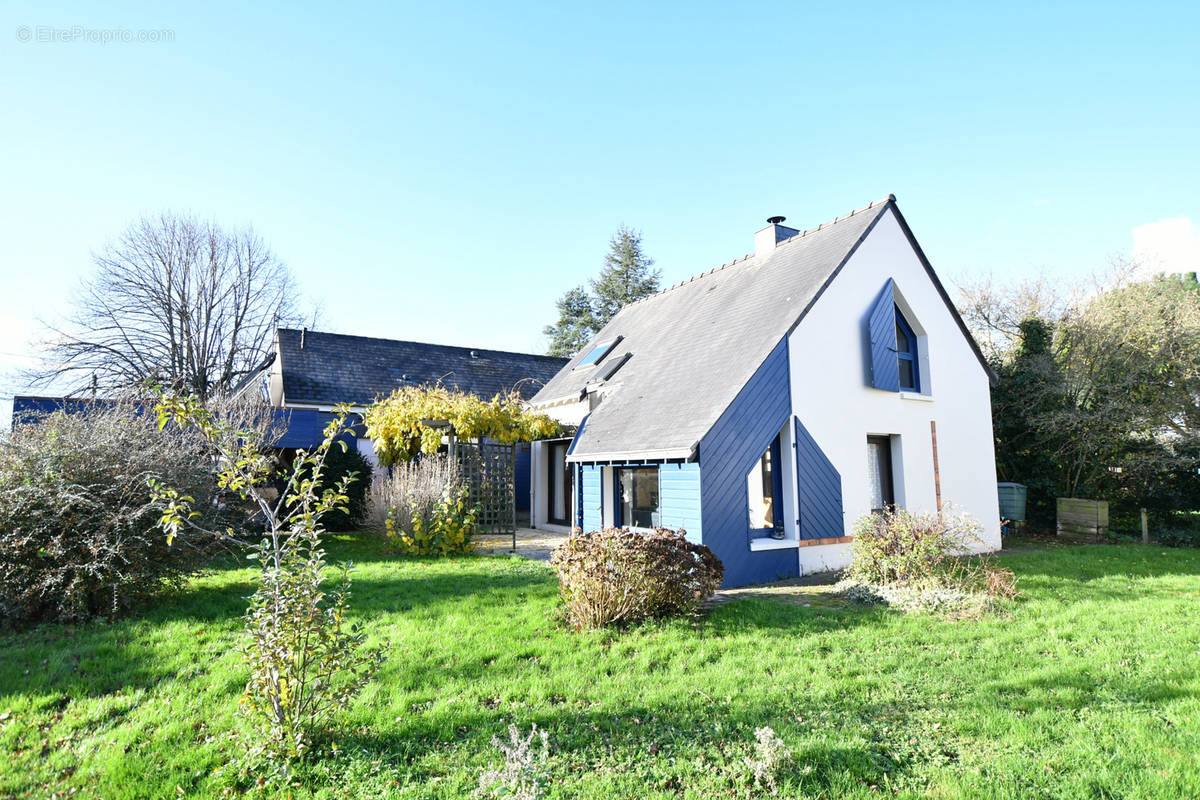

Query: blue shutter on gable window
left=868, top=279, right=900, bottom=392
left=794, top=418, right=844, bottom=540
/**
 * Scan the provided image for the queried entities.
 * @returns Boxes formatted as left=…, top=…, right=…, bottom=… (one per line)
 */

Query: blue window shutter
left=794, top=418, right=844, bottom=540
left=580, top=465, right=602, bottom=533
left=868, top=279, right=900, bottom=392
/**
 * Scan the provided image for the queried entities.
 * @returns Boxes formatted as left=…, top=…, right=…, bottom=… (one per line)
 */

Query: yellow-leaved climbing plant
left=363, top=385, right=562, bottom=466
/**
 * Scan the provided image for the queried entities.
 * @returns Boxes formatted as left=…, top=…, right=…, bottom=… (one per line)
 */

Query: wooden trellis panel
left=454, top=440, right=516, bottom=548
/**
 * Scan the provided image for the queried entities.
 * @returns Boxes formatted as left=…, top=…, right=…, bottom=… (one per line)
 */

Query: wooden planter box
left=1056, top=497, right=1109, bottom=541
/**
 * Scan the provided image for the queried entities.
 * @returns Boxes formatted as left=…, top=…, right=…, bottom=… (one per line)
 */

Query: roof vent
left=300, top=327, right=307, bottom=349
left=755, top=215, right=801, bottom=256
left=470, top=350, right=479, bottom=359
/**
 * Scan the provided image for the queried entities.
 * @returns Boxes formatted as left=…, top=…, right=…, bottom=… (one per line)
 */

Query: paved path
left=708, top=571, right=844, bottom=607
left=473, top=527, right=568, bottom=562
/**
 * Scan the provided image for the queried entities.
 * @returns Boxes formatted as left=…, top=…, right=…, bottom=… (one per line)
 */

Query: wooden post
left=1141, top=508, right=1150, bottom=545
left=930, top=420, right=942, bottom=516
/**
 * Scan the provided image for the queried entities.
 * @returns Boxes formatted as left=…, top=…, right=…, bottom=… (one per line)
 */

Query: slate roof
left=276, top=329, right=568, bottom=406
left=530, top=195, right=902, bottom=461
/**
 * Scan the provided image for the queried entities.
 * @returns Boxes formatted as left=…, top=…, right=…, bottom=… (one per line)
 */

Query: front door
left=546, top=442, right=572, bottom=526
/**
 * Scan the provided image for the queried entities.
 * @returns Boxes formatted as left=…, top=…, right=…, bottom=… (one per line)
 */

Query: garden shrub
left=0, top=404, right=223, bottom=624
left=848, top=507, right=981, bottom=586
left=550, top=527, right=723, bottom=629
left=371, top=455, right=477, bottom=555
left=1155, top=527, right=1200, bottom=548
left=843, top=508, right=1016, bottom=617
left=280, top=441, right=370, bottom=531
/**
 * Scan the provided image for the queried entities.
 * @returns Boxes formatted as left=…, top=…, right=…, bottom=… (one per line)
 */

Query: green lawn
left=3, top=537, right=1200, bottom=799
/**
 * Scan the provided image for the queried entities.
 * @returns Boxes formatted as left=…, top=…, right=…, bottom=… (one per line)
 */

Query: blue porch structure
left=571, top=340, right=845, bottom=588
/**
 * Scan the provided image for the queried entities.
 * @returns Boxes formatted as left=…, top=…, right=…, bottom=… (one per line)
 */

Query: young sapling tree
left=151, top=395, right=385, bottom=765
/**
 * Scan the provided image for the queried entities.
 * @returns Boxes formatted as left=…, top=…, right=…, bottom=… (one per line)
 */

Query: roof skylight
left=576, top=337, right=621, bottom=368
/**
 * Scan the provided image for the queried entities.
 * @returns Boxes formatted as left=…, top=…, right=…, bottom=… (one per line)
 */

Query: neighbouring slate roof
left=277, top=329, right=568, bottom=406
left=530, top=196, right=896, bottom=461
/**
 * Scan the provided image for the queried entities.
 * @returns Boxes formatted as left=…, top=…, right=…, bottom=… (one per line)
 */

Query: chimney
left=754, top=215, right=800, bottom=256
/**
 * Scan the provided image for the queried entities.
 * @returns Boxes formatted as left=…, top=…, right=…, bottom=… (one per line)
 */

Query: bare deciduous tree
left=32, top=213, right=305, bottom=400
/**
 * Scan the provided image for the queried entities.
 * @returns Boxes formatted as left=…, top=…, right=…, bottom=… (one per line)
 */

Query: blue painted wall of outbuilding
left=698, top=339, right=799, bottom=588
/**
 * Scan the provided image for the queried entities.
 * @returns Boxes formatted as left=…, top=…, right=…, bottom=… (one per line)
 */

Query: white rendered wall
left=786, top=207, right=1001, bottom=574
left=530, top=439, right=573, bottom=532
left=529, top=399, right=589, bottom=531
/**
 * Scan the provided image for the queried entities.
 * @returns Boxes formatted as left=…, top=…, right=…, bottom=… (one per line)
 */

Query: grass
left=3, top=536, right=1200, bottom=798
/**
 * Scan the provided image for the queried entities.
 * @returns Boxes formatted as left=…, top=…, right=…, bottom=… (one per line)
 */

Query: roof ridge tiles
left=623, top=194, right=894, bottom=309
left=277, top=327, right=564, bottom=361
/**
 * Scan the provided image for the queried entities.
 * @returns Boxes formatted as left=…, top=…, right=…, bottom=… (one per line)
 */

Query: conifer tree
left=589, top=225, right=660, bottom=325
left=543, top=225, right=659, bottom=357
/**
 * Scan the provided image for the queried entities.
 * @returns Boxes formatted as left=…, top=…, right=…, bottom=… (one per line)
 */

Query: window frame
left=894, top=307, right=920, bottom=392
left=575, top=336, right=622, bottom=368
left=615, top=466, right=660, bottom=529
left=747, top=433, right=785, bottom=534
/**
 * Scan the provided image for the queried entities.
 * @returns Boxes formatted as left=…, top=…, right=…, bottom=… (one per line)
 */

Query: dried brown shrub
left=550, top=527, right=723, bottom=629
left=977, top=561, right=1020, bottom=599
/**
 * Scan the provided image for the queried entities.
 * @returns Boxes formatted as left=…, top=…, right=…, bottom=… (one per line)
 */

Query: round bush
left=0, top=404, right=224, bottom=624
left=550, top=527, right=724, bottom=629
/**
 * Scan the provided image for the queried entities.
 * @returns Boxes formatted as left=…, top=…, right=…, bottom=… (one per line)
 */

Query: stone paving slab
left=708, top=571, right=844, bottom=607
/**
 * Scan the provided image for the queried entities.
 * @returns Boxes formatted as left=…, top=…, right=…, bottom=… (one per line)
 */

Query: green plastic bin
left=997, top=482, right=1027, bottom=522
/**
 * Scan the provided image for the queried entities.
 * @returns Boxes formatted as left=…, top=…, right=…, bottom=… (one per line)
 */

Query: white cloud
left=1131, top=217, right=1200, bottom=279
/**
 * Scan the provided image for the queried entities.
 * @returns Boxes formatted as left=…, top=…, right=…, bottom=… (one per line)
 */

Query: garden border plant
left=151, top=395, right=386, bottom=768
left=838, top=506, right=1019, bottom=617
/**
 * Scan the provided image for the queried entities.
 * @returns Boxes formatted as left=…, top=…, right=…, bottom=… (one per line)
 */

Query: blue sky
left=2, top=1, right=1198, bottom=419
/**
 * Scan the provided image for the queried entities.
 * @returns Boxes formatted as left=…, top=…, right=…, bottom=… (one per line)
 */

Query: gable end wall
left=786, top=206, right=1001, bottom=573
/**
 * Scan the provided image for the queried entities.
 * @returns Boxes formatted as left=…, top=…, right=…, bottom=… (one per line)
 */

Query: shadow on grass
left=0, top=551, right=555, bottom=702
left=984, top=665, right=1198, bottom=713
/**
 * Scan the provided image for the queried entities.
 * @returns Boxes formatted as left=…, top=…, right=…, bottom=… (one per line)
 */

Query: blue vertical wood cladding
left=868, top=278, right=900, bottom=392
left=575, top=464, right=583, bottom=527
left=793, top=418, right=844, bottom=540
left=514, top=443, right=531, bottom=512
left=698, top=339, right=798, bottom=587
left=658, top=463, right=702, bottom=544
left=580, top=465, right=602, bottom=532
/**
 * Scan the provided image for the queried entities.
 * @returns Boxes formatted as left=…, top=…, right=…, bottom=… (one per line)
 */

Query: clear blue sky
left=2, top=1, right=1198, bottom=416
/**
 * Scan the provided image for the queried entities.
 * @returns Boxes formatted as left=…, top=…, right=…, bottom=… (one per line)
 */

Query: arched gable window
left=895, top=307, right=919, bottom=392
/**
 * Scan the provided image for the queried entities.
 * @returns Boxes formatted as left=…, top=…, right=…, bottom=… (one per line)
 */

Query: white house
left=527, top=195, right=1001, bottom=587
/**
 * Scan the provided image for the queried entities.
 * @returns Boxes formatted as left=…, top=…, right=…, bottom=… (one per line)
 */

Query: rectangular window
left=617, top=467, right=660, bottom=528
left=747, top=430, right=786, bottom=533
left=895, top=308, right=920, bottom=391
left=867, top=436, right=895, bottom=512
